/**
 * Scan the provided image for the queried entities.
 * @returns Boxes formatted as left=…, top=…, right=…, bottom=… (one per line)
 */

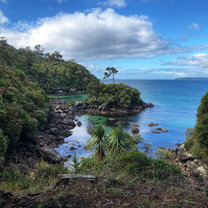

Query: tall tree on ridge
left=103, top=67, right=118, bottom=84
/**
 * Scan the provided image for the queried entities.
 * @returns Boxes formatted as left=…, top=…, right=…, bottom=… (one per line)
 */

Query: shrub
left=87, top=81, right=141, bottom=108
left=190, top=91, right=208, bottom=160
left=0, top=161, right=68, bottom=192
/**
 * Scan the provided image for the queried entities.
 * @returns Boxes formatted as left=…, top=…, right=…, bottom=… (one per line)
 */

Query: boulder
left=149, top=123, right=158, bottom=127
left=132, top=124, right=140, bottom=128
left=60, top=113, right=67, bottom=119
left=131, top=127, right=140, bottom=134
left=115, top=121, right=127, bottom=126
left=161, top=128, right=168, bottom=133
left=70, top=146, right=78, bottom=151
left=59, top=119, right=76, bottom=127
left=77, top=121, right=82, bottom=127
left=50, top=128, right=59, bottom=136
left=27, top=145, right=63, bottom=164
left=151, top=130, right=161, bottom=134
left=148, top=103, right=154, bottom=107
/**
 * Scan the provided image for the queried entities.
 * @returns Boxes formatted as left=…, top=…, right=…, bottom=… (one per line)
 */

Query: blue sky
left=1, top=0, right=208, bottom=79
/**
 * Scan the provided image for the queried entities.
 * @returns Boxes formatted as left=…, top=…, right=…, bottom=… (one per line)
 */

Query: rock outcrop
left=3, top=99, right=77, bottom=172
left=170, top=144, right=208, bottom=183
left=76, top=100, right=154, bottom=116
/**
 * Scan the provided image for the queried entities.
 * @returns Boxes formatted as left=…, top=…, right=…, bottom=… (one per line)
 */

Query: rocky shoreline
left=3, top=97, right=208, bottom=186
left=75, top=99, right=154, bottom=116
left=3, top=100, right=78, bottom=172
left=3, top=98, right=152, bottom=172
left=2, top=98, right=154, bottom=172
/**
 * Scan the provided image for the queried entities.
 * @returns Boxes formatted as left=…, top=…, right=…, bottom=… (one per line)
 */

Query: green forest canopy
left=0, top=37, right=97, bottom=93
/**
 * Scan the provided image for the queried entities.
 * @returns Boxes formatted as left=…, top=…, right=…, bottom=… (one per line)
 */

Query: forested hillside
left=0, top=64, right=49, bottom=162
left=0, top=37, right=97, bottom=162
left=0, top=37, right=97, bottom=93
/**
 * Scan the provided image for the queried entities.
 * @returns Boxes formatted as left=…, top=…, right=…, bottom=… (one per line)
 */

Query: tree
left=50, top=51, right=63, bottom=61
left=34, top=44, right=44, bottom=62
left=106, top=126, right=132, bottom=154
left=103, top=67, right=118, bottom=84
left=87, top=125, right=107, bottom=162
left=191, top=91, right=208, bottom=160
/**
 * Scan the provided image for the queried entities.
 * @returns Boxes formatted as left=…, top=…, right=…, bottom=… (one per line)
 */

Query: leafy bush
left=87, top=80, right=141, bottom=108
left=190, top=91, right=208, bottom=160
left=78, top=151, right=182, bottom=183
left=155, top=148, right=173, bottom=159
left=78, top=156, right=100, bottom=171
left=152, top=159, right=181, bottom=181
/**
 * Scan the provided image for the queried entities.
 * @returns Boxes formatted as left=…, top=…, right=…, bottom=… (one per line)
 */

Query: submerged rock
left=151, top=130, right=161, bottom=134
left=131, top=127, right=140, bottom=134
left=149, top=123, right=159, bottom=127
left=161, top=128, right=168, bottom=133
left=77, top=121, right=82, bottom=127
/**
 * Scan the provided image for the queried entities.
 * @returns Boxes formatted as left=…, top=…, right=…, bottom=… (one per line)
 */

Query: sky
left=0, top=0, right=208, bottom=79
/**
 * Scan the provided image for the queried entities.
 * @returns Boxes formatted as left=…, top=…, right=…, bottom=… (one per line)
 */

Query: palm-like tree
left=87, top=125, right=107, bottom=162
left=106, top=126, right=131, bottom=154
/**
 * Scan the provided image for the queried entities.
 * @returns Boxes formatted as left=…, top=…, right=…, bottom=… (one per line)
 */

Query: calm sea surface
left=55, top=80, right=208, bottom=159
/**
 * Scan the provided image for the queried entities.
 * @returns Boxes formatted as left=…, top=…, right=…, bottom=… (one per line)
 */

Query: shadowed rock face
left=3, top=99, right=77, bottom=172
left=170, top=144, right=208, bottom=183
left=76, top=100, right=154, bottom=116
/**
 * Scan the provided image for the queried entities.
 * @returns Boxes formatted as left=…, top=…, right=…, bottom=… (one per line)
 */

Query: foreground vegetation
left=1, top=150, right=207, bottom=207
left=0, top=125, right=207, bottom=207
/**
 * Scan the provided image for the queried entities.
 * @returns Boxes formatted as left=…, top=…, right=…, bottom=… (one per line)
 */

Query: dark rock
left=115, top=121, right=127, bottom=126
left=38, top=124, right=45, bottom=131
left=27, top=157, right=36, bottom=169
left=70, top=146, right=78, bottom=151
left=60, top=113, right=67, bottom=119
left=132, top=124, right=140, bottom=128
left=27, top=145, right=63, bottom=164
left=59, top=129, right=72, bottom=137
left=59, top=119, right=76, bottom=127
left=63, top=155, right=72, bottom=162
left=148, top=103, right=154, bottom=107
left=161, top=128, right=168, bottom=133
left=151, top=130, right=161, bottom=134
left=50, top=128, right=59, bottom=136
left=149, top=123, right=159, bottom=127
left=77, top=121, right=82, bottom=127
left=131, top=127, right=140, bottom=134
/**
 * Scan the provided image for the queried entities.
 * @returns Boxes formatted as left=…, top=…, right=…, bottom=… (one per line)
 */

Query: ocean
left=55, top=79, right=208, bottom=159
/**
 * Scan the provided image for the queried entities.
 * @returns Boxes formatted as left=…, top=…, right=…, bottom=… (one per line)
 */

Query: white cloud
left=100, top=0, right=126, bottom=7
left=165, top=53, right=208, bottom=68
left=0, top=11, right=9, bottom=24
left=55, top=0, right=67, bottom=3
left=1, top=0, right=7, bottom=3
left=0, top=9, right=207, bottom=61
left=188, top=23, right=200, bottom=31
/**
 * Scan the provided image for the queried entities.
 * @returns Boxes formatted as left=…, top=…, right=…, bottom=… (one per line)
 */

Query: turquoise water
left=55, top=80, right=208, bottom=159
